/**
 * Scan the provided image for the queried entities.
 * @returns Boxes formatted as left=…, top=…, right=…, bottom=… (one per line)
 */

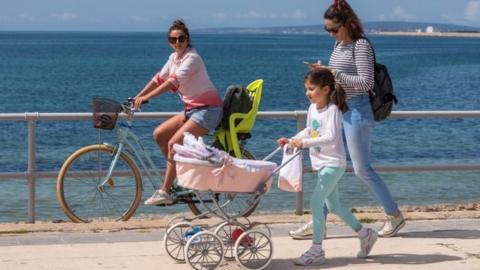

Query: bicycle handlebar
left=121, top=97, right=148, bottom=115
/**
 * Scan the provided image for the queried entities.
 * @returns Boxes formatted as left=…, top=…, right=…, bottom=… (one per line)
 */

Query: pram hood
left=173, top=132, right=277, bottom=171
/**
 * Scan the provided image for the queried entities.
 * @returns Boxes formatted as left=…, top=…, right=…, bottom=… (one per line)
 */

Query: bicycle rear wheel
left=56, top=144, right=143, bottom=223
left=186, top=148, right=261, bottom=218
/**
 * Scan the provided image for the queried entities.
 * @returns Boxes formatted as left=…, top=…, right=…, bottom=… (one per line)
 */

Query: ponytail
left=331, top=83, right=348, bottom=113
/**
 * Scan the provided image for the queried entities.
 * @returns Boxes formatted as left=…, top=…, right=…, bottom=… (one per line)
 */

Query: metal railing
left=1, top=110, right=480, bottom=223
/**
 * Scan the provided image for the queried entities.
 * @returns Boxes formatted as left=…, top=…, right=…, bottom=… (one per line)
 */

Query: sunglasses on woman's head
left=168, top=35, right=187, bottom=44
left=324, top=25, right=341, bottom=34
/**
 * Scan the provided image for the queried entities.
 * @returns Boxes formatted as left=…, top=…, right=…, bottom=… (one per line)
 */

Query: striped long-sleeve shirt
left=328, top=38, right=375, bottom=99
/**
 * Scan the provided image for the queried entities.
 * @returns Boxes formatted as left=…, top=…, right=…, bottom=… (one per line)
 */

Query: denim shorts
left=184, top=106, right=223, bottom=131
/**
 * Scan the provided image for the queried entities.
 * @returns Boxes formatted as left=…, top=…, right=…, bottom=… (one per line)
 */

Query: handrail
left=1, top=110, right=480, bottom=223
left=3, top=110, right=480, bottom=121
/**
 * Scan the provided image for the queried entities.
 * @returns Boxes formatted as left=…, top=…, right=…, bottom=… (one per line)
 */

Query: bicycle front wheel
left=187, top=148, right=261, bottom=218
left=57, top=144, right=143, bottom=223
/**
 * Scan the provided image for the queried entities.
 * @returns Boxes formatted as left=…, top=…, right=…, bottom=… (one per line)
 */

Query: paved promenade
left=1, top=218, right=479, bottom=270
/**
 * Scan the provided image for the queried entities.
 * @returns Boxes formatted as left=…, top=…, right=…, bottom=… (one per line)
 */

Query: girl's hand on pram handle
left=277, top=137, right=303, bottom=149
left=277, top=137, right=290, bottom=147
left=290, top=138, right=303, bottom=149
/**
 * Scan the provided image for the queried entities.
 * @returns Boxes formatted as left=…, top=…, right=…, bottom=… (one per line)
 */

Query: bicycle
left=56, top=80, right=263, bottom=223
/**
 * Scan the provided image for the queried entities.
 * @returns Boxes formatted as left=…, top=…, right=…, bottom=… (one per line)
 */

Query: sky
left=1, top=0, right=480, bottom=31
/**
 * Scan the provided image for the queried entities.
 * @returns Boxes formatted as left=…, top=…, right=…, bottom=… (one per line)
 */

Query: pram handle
left=262, top=147, right=282, bottom=161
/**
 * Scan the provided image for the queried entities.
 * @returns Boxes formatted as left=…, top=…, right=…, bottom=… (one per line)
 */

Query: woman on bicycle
left=134, top=19, right=223, bottom=205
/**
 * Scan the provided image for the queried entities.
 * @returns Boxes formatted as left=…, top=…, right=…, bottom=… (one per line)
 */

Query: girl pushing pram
left=277, top=68, right=378, bottom=266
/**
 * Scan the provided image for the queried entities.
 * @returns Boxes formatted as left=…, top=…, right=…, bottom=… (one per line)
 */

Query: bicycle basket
left=92, top=97, right=122, bottom=130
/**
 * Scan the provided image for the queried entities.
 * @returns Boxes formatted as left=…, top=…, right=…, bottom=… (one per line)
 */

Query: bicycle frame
left=98, top=115, right=198, bottom=197
left=100, top=122, right=162, bottom=190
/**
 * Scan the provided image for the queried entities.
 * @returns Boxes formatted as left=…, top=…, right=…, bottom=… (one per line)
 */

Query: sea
left=1, top=31, right=479, bottom=222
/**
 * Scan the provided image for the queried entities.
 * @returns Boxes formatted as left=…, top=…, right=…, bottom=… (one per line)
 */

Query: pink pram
left=174, top=155, right=277, bottom=193
left=164, top=133, right=301, bottom=270
left=172, top=133, right=301, bottom=217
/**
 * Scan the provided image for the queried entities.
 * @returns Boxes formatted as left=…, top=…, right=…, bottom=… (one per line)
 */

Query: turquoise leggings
left=311, top=166, right=362, bottom=244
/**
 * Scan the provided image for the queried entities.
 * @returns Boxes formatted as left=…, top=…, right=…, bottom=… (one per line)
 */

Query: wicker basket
left=92, top=97, right=122, bottom=130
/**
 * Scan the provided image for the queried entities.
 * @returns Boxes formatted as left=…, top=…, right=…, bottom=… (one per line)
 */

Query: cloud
left=465, top=1, right=480, bottom=21
left=236, top=9, right=306, bottom=20
left=391, top=6, right=415, bottom=21
left=212, top=13, right=227, bottom=20
left=130, top=16, right=149, bottom=23
left=0, top=15, right=8, bottom=21
left=51, top=13, right=78, bottom=22
left=242, top=11, right=264, bottom=19
left=19, top=14, right=35, bottom=21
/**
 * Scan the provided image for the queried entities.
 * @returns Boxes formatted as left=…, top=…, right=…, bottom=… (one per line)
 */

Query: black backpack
left=219, top=84, right=253, bottom=129
left=353, top=38, right=398, bottom=122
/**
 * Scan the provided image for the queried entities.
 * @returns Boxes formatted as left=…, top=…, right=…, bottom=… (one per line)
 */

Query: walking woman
left=290, top=0, right=405, bottom=239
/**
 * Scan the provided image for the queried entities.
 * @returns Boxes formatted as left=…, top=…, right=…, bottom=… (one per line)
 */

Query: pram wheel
left=164, top=222, right=194, bottom=262
left=234, top=230, right=273, bottom=270
left=166, top=215, right=189, bottom=228
left=185, top=231, right=224, bottom=270
left=214, top=221, right=247, bottom=260
left=250, top=222, right=272, bottom=238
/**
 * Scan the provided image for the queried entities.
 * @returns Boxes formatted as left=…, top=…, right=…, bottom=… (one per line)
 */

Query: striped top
left=328, top=38, right=375, bottom=99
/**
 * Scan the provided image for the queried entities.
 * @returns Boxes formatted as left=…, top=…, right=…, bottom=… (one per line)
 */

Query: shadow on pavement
left=269, top=253, right=463, bottom=269
left=400, top=229, right=480, bottom=239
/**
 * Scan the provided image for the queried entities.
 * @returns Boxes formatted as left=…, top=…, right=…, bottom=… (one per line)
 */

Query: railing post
left=295, top=111, right=307, bottom=215
left=25, top=113, right=38, bottom=224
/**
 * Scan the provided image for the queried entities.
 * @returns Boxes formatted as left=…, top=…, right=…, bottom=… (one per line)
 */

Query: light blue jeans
left=343, top=94, right=399, bottom=215
left=311, top=166, right=361, bottom=244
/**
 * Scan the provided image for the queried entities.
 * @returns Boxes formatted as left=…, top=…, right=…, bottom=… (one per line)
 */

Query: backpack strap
left=353, top=37, right=377, bottom=64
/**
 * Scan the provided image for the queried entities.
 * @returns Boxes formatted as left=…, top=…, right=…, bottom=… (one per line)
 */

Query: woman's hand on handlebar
left=133, top=96, right=148, bottom=110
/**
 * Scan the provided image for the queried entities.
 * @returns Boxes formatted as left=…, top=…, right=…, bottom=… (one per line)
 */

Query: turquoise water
left=1, top=32, right=479, bottom=222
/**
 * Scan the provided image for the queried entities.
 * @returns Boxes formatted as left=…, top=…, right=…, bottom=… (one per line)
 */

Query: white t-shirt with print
left=293, top=103, right=346, bottom=170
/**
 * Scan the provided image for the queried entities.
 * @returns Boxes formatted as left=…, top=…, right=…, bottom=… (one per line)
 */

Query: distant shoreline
left=376, top=31, right=480, bottom=38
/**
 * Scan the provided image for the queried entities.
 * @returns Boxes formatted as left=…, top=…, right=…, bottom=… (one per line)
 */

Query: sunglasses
left=324, top=25, right=341, bottom=34
left=168, top=35, right=187, bottom=44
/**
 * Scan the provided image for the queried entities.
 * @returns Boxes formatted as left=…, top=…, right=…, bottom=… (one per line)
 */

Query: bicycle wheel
left=187, top=148, right=261, bottom=218
left=57, top=144, right=143, bottom=223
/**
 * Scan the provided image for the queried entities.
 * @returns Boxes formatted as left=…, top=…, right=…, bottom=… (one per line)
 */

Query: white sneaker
left=357, top=228, right=378, bottom=258
left=289, top=221, right=327, bottom=240
left=289, top=221, right=312, bottom=239
left=293, top=246, right=326, bottom=266
left=144, top=190, right=173, bottom=205
left=378, top=212, right=406, bottom=238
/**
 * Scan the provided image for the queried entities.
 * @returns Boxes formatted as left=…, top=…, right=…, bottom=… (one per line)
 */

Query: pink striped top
left=152, top=48, right=223, bottom=110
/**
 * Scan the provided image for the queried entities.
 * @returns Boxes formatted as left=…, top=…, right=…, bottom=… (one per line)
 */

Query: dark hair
left=168, top=19, right=192, bottom=48
left=324, top=0, right=364, bottom=40
left=304, top=68, right=348, bottom=113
